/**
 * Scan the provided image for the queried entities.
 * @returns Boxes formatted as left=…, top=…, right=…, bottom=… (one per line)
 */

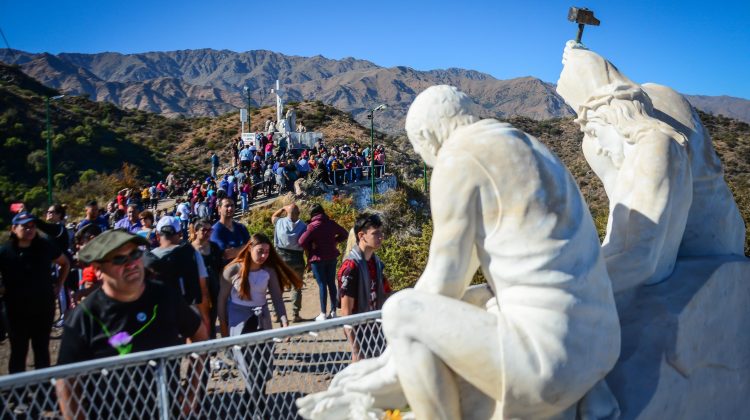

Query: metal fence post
left=156, top=359, right=170, bottom=420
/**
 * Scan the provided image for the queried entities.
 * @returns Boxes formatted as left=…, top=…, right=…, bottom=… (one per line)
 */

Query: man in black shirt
left=56, top=229, right=207, bottom=419
left=0, top=212, right=70, bottom=373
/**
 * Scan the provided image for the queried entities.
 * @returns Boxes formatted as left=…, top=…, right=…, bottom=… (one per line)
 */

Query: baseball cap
left=74, top=223, right=103, bottom=244
left=12, top=212, right=37, bottom=225
left=156, top=215, right=181, bottom=235
left=78, top=229, right=149, bottom=264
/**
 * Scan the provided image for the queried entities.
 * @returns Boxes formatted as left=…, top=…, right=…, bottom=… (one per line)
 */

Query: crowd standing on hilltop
left=0, top=131, right=393, bottom=416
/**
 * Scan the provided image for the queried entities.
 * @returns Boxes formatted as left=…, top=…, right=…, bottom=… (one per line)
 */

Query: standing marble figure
left=297, top=85, right=621, bottom=419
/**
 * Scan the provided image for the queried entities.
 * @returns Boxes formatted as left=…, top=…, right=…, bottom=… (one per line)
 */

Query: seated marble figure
left=556, top=40, right=745, bottom=292
left=297, top=85, right=621, bottom=419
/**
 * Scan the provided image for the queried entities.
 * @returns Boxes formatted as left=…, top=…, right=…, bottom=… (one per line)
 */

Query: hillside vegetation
left=0, top=63, right=200, bottom=225
left=0, top=61, right=402, bottom=225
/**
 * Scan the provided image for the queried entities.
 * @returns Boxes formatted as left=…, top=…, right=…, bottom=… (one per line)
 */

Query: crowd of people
left=228, top=135, right=388, bottom=198
left=0, top=142, right=393, bottom=392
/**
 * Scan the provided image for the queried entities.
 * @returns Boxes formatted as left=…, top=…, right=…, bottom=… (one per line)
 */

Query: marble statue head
left=405, top=85, right=478, bottom=167
left=556, top=41, right=685, bottom=166
left=557, top=40, right=637, bottom=112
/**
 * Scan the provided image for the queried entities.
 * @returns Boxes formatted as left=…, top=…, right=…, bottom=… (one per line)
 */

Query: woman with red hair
left=217, top=233, right=302, bottom=415
left=218, top=233, right=302, bottom=336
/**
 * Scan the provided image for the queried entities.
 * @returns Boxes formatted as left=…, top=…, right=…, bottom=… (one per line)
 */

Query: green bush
left=26, top=149, right=46, bottom=172
left=54, top=173, right=67, bottom=189
left=242, top=205, right=276, bottom=240
left=379, top=220, right=432, bottom=291
left=52, top=133, right=69, bottom=149
left=79, top=169, right=98, bottom=183
left=100, top=146, right=117, bottom=157
left=4, top=137, right=24, bottom=148
left=22, top=186, right=47, bottom=210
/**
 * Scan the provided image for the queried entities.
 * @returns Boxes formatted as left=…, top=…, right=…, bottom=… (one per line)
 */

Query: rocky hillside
left=685, top=95, right=750, bottom=125
left=3, top=48, right=748, bottom=135
left=0, top=48, right=577, bottom=133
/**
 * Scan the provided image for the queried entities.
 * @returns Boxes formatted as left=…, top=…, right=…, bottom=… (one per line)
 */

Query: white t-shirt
left=230, top=269, right=269, bottom=307
left=176, top=203, right=191, bottom=221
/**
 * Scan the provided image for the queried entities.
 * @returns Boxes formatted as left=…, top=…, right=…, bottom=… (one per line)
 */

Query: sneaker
left=292, top=315, right=304, bottom=323
left=315, top=313, right=327, bottom=322
left=328, top=311, right=337, bottom=319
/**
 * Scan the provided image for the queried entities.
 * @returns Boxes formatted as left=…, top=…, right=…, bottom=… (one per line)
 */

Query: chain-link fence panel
left=0, top=312, right=386, bottom=420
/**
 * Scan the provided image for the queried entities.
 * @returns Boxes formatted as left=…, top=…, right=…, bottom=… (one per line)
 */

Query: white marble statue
left=286, top=108, right=297, bottom=133
left=297, top=85, right=621, bottom=419
left=264, top=118, right=273, bottom=133
left=556, top=41, right=745, bottom=293
left=278, top=118, right=288, bottom=135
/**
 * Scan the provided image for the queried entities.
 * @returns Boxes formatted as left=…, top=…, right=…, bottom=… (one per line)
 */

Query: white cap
left=156, top=215, right=181, bottom=235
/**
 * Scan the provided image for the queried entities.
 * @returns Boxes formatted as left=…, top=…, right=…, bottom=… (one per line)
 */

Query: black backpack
left=144, top=243, right=202, bottom=305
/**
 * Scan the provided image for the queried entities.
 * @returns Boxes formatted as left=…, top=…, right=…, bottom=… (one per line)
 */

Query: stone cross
left=271, top=79, right=286, bottom=125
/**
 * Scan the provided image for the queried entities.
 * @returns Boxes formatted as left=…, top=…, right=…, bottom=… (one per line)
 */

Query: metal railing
left=242, top=132, right=323, bottom=149
left=330, top=164, right=386, bottom=186
left=0, top=311, right=385, bottom=420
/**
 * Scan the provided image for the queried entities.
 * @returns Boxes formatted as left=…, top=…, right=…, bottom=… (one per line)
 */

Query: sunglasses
left=105, top=249, right=144, bottom=266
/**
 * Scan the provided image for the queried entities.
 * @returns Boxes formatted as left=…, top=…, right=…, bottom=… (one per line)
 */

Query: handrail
left=0, top=310, right=382, bottom=389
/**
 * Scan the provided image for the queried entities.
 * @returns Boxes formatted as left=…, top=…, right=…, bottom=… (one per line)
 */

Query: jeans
left=211, top=165, right=217, bottom=179
left=278, top=249, right=305, bottom=317
left=240, top=192, right=248, bottom=212
left=310, top=259, right=338, bottom=314
left=180, top=219, right=189, bottom=240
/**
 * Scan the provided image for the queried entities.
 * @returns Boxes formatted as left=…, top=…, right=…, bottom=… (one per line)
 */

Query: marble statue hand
left=562, top=39, right=587, bottom=65
left=297, top=349, right=407, bottom=419
left=297, top=389, right=383, bottom=420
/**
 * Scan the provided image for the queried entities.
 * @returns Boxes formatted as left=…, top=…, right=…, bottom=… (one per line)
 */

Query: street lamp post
left=45, top=94, right=65, bottom=205
left=244, top=85, right=251, bottom=132
left=368, top=104, right=387, bottom=203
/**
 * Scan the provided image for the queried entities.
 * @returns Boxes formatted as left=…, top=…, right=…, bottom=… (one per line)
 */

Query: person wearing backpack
left=144, top=216, right=210, bottom=333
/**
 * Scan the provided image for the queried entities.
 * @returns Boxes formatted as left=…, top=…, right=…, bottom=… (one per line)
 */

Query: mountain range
left=1, top=48, right=748, bottom=133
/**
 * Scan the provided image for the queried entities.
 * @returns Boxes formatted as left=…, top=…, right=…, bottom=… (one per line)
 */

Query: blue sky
left=2, top=0, right=748, bottom=98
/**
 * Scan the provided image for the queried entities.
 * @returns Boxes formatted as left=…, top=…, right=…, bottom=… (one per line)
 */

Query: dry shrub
left=57, top=163, right=145, bottom=220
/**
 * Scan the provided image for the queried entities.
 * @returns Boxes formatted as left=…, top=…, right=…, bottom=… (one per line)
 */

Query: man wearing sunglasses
left=0, top=212, right=71, bottom=373
left=56, top=229, right=207, bottom=417
left=58, top=229, right=207, bottom=360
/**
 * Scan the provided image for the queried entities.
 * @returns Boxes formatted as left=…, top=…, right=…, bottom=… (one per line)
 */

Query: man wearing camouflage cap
left=56, top=229, right=207, bottom=418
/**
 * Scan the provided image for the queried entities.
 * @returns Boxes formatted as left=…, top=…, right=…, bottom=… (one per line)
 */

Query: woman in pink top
left=264, top=140, right=274, bottom=160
